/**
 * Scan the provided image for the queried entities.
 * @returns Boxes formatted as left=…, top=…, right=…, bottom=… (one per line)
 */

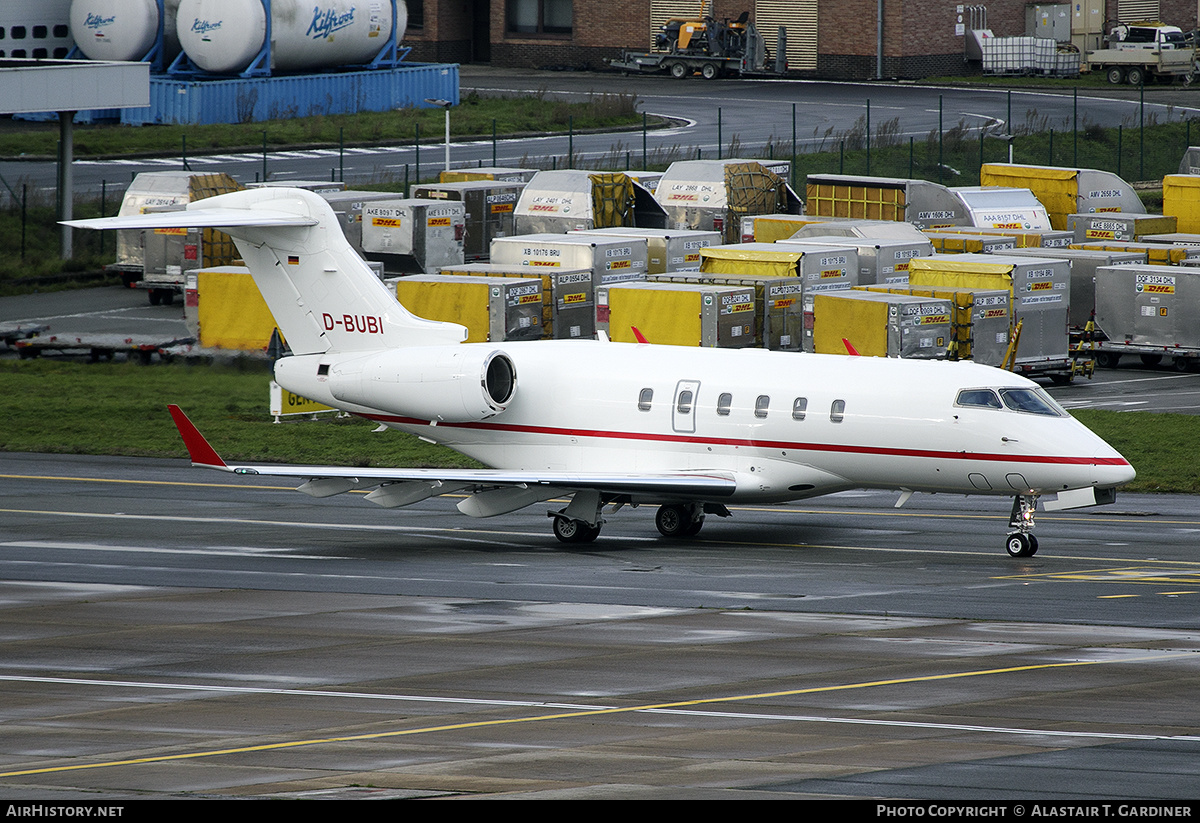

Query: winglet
left=631, top=326, right=650, bottom=344
left=168, top=405, right=228, bottom=468
left=842, top=338, right=860, bottom=356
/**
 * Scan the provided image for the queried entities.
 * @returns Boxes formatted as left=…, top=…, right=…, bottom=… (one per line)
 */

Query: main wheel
left=669, top=62, right=688, bottom=79
left=1094, top=351, right=1121, bottom=369
left=1127, top=67, right=1145, bottom=86
left=1140, top=354, right=1163, bottom=367
left=701, top=63, right=718, bottom=80
left=1106, top=67, right=1125, bottom=84
left=553, top=516, right=583, bottom=543
left=655, top=504, right=690, bottom=537
left=683, top=516, right=705, bottom=536
left=1005, top=532, right=1037, bottom=558
left=1173, top=356, right=1193, bottom=372
left=148, top=289, right=162, bottom=306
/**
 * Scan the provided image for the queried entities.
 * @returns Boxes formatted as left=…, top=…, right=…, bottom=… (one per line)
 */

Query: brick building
left=401, top=0, right=1199, bottom=79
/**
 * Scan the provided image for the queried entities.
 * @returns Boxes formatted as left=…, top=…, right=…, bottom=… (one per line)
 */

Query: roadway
left=1, top=454, right=1199, bottom=798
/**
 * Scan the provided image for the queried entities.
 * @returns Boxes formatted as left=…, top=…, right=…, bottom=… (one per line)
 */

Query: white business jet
left=67, top=188, right=1134, bottom=557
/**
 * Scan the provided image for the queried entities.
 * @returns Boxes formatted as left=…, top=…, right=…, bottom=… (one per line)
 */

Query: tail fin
left=66, top=188, right=467, bottom=355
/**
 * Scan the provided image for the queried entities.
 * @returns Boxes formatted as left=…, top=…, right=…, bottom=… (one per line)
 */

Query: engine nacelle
left=327, top=346, right=516, bottom=423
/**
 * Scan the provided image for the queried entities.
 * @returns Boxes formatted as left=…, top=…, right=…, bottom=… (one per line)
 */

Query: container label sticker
left=1021, top=294, right=1063, bottom=305
left=918, top=211, right=957, bottom=220
left=427, top=217, right=452, bottom=226
left=1136, top=273, right=1176, bottom=294
left=562, top=292, right=587, bottom=304
left=820, top=269, right=844, bottom=279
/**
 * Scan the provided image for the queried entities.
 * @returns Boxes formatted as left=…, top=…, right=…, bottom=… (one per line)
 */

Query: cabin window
left=638, top=388, right=653, bottom=411
left=999, top=388, right=1067, bottom=417
left=792, top=397, right=808, bottom=420
left=830, top=399, right=846, bottom=423
left=716, top=392, right=732, bottom=416
left=754, top=395, right=770, bottom=419
left=676, top=390, right=694, bottom=415
left=956, top=388, right=1002, bottom=409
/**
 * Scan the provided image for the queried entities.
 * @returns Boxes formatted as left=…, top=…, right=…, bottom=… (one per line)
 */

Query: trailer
left=1083, top=45, right=1197, bottom=84
left=610, top=11, right=786, bottom=79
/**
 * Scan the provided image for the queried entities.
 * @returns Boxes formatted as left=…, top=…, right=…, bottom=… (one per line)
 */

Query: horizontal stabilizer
left=64, top=209, right=316, bottom=231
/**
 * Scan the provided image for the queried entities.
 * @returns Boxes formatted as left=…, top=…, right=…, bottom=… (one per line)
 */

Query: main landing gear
left=655, top=503, right=705, bottom=537
left=1005, top=494, right=1040, bottom=557
left=549, top=489, right=604, bottom=544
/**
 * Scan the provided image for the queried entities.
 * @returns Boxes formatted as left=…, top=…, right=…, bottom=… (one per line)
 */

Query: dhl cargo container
left=440, top=263, right=601, bottom=340
left=787, top=217, right=930, bottom=243
left=1069, top=240, right=1200, bottom=266
left=922, top=226, right=1074, bottom=248
left=924, top=232, right=1018, bottom=254
left=490, top=233, right=649, bottom=282
left=651, top=271, right=807, bottom=351
left=623, top=170, right=665, bottom=193
left=1004, top=247, right=1144, bottom=328
left=778, top=235, right=933, bottom=285
left=744, top=213, right=829, bottom=243
left=862, top=285, right=1012, bottom=366
left=1178, top=150, right=1200, bottom=175
left=113, top=171, right=244, bottom=304
left=360, top=198, right=466, bottom=274
left=1138, top=232, right=1200, bottom=246
left=395, top=275, right=543, bottom=343
left=440, top=166, right=539, bottom=184
left=247, top=180, right=347, bottom=194
left=805, top=174, right=970, bottom=229
left=596, top=281, right=757, bottom=347
left=413, top=180, right=526, bottom=261
left=1163, top=175, right=1200, bottom=233
left=654, top=159, right=803, bottom=243
left=192, top=266, right=277, bottom=351
left=908, top=254, right=1073, bottom=380
left=699, top=243, right=857, bottom=351
left=813, top=291, right=955, bottom=359
left=319, top=190, right=411, bottom=256
left=1092, top=264, right=1200, bottom=370
left=1067, top=213, right=1177, bottom=243
left=512, top=170, right=667, bottom=234
left=949, top=186, right=1053, bottom=230
left=569, top=227, right=720, bottom=273
left=979, top=163, right=1145, bottom=230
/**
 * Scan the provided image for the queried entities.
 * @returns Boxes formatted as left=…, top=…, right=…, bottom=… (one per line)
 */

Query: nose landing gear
left=1005, top=494, right=1040, bottom=557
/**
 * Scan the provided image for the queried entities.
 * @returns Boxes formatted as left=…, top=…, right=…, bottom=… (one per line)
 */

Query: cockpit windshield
left=956, top=387, right=1068, bottom=417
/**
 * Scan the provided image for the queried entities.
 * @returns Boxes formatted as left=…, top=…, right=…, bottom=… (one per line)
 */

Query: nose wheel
left=1005, top=494, right=1039, bottom=557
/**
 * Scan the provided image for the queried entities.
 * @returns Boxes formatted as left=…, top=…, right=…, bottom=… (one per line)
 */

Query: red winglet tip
left=167, top=405, right=227, bottom=468
left=842, top=338, right=860, bottom=356
left=631, top=325, right=650, bottom=344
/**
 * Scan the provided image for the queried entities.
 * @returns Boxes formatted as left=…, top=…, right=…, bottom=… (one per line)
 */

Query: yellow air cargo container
left=747, top=214, right=829, bottom=243
left=1069, top=240, right=1197, bottom=266
left=861, top=285, right=1011, bottom=365
left=979, top=163, right=1144, bottom=230
left=924, top=232, right=1018, bottom=254
left=596, top=282, right=757, bottom=348
left=1163, top=175, right=1200, bottom=233
left=440, top=263, right=559, bottom=337
left=805, top=174, right=970, bottom=228
left=924, top=226, right=1073, bottom=248
left=396, top=275, right=543, bottom=343
left=813, top=291, right=954, bottom=359
left=196, top=267, right=278, bottom=351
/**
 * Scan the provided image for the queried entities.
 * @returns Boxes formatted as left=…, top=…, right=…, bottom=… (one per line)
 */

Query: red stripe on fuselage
left=359, top=413, right=1130, bottom=468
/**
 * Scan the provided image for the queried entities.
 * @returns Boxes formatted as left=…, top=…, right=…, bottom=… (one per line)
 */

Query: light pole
left=425, top=98, right=452, bottom=173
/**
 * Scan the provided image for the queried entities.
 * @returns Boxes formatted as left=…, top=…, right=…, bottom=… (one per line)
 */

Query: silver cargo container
left=1094, top=264, right=1200, bottom=349
left=490, top=233, right=649, bottom=282
left=413, top=180, right=526, bottom=261
left=1136, top=232, right=1200, bottom=246
left=319, top=190, right=411, bottom=255
left=651, top=270, right=807, bottom=351
left=1005, top=247, right=1144, bottom=328
left=778, top=234, right=933, bottom=285
left=951, top=186, right=1053, bottom=230
left=596, top=281, right=758, bottom=348
left=360, top=199, right=466, bottom=274
left=512, top=170, right=667, bottom=234
left=654, top=159, right=803, bottom=243
left=787, top=217, right=931, bottom=243
left=570, top=227, right=720, bottom=273
left=1068, top=213, right=1178, bottom=243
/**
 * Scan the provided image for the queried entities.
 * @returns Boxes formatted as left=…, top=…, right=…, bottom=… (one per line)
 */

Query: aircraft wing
left=168, top=405, right=737, bottom=505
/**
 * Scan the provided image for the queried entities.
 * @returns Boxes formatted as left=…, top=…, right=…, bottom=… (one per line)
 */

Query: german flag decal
left=287, top=255, right=300, bottom=265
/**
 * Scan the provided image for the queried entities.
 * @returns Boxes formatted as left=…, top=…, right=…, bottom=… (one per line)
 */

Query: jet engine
left=327, top=346, right=516, bottom=422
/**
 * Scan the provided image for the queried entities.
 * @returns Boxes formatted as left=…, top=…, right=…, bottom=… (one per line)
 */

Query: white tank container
left=176, top=0, right=402, bottom=75
left=70, top=0, right=182, bottom=63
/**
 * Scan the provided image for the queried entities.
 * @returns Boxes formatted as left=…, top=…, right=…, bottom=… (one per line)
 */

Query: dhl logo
left=155, top=227, right=187, bottom=235
left=1085, top=229, right=1115, bottom=239
left=820, top=269, right=842, bottom=278
left=667, top=194, right=699, bottom=201
left=608, top=260, right=631, bottom=269
left=530, top=204, right=557, bottom=212
left=993, top=223, right=1022, bottom=229
left=920, top=314, right=950, bottom=325
left=372, top=218, right=402, bottom=227
left=685, top=254, right=701, bottom=262
left=730, top=302, right=753, bottom=312
left=774, top=298, right=795, bottom=308
left=1029, top=281, right=1053, bottom=291
left=896, top=262, right=910, bottom=271
left=982, top=308, right=1007, bottom=318
left=1096, top=207, right=1122, bottom=213
left=427, top=217, right=452, bottom=226
left=1143, top=284, right=1175, bottom=294
left=529, top=260, right=560, bottom=267
left=518, top=294, right=541, bottom=304
left=490, top=204, right=514, bottom=213
left=563, top=292, right=587, bottom=304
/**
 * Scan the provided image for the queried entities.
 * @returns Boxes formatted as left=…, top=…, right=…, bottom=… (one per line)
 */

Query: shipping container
left=778, top=235, right=933, bottom=286
left=596, top=282, right=757, bottom=348
left=922, top=226, right=1074, bottom=248
left=744, top=213, right=828, bottom=243
left=1162, top=175, right=1200, bottom=233
left=908, top=254, right=1073, bottom=380
left=490, top=233, right=649, bottom=282
left=359, top=198, right=466, bottom=273
left=1138, top=232, right=1200, bottom=246
left=318, top=190, right=410, bottom=256
left=512, top=170, right=666, bottom=234
left=979, top=164, right=1145, bottom=230
left=570, top=227, right=720, bottom=273
left=813, top=291, right=954, bottom=359
left=862, top=285, right=1013, bottom=366
left=924, top=233, right=1018, bottom=254
left=1069, top=240, right=1200, bottom=266
left=654, top=159, right=802, bottom=243
left=439, top=167, right=539, bottom=184
left=651, top=270, right=807, bottom=351
left=951, top=186, right=1053, bottom=230
left=786, top=217, right=931, bottom=243
left=439, top=263, right=601, bottom=340
left=805, top=174, right=969, bottom=229
left=395, top=275, right=543, bottom=343
left=1067, top=213, right=1178, bottom=242
left=413, top=180, right=526, bottom=261
left=1092, top=264, right=1200, bottom=370
left=1005, top=247, right=1144, bottom=328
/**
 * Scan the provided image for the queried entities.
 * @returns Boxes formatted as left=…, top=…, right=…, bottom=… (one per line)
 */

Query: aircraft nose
left=1097, top=456, right=1136, bottom=488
